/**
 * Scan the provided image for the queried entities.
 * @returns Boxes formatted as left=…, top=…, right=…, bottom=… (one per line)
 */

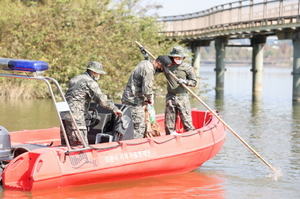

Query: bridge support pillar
left=190, top=40, right=211, bottom=88
left=214, top=36, right=228, bottom=99
left=292, top=31, right=300, bottom=101
left=251, top=35, right=266, bottom=102
left=191, top=45, right=201, bottom=78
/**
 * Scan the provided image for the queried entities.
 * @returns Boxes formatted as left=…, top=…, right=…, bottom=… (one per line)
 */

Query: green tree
left=0, top=0, right=180, bottom=99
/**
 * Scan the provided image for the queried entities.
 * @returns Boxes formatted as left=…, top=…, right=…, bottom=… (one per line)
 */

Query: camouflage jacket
left=121, top=60, right=155, bottom=106
left=164, top=62, right=197, bottom=94
left=63, top=71, right=118, bottom=126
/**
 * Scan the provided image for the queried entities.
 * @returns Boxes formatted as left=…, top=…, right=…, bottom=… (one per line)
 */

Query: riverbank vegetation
left=0, top=0, right=178, bottom=99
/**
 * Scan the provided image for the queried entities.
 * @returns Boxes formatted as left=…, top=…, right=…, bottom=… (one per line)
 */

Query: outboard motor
left=0, top=126, right=12, bottom=162
left=0, top=126, right=13, bottom=180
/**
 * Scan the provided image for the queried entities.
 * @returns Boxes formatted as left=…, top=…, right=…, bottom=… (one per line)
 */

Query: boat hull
left=2, top=110, right=226, bottom=191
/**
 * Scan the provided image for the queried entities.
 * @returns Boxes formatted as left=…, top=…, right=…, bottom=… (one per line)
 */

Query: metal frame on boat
left=0, top=58, right=91, bottom=152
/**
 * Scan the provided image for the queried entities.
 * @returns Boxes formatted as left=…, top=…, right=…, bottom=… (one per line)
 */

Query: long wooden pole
left=135, top=41, right=276, bottom=173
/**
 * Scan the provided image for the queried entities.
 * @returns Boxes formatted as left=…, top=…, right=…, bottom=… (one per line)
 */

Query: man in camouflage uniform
left=61, top=61, right=123, bottom=146
left=122, top=55, right=172, bottom=139
left=164, top=46, right=197, bottom=135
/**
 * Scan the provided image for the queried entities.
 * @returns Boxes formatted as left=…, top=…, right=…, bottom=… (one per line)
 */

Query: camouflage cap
left=156, top=55, right=172, bottom=67
left=85, top=61, right=107, bottom=74
left=168, top=46, right=188, bottom=57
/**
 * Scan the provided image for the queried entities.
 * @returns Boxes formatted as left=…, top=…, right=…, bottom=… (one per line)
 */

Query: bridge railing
left=158, top=0, right=300, bottom=39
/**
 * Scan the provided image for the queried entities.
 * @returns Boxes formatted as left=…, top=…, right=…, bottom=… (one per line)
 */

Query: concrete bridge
left=158, top=0, right=300, bottom=101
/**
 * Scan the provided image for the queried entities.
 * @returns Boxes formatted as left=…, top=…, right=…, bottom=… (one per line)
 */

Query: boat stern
left=2, top=148, right=62, bottom=191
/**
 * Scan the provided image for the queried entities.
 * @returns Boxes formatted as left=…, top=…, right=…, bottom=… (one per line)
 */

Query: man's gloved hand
left=114, top=110, right=123, bottom=117
left=177, top=78, right=188, bottom=85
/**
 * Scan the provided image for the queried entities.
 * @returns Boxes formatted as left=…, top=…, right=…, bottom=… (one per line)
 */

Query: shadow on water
left=0, top=170, right=226, bottom=199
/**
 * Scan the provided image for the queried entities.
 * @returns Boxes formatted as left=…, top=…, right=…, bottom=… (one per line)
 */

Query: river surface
left=0, top=65, right=299, bottom=198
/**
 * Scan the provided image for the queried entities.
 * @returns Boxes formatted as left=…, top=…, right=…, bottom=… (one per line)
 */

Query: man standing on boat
left=121, top=55, right=172, bottom=139
left=61, top=61, right=123, bottom=146
left=164, top=46, right=197, bottom=135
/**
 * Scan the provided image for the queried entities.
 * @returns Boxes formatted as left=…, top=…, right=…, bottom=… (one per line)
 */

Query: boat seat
left=88, top=102, right=134, bottom=143
left=87, top=113, right=113, bottom=144
left=93, top=113, right=112, bottom=132
left=95, top=133, right=113, bottom=144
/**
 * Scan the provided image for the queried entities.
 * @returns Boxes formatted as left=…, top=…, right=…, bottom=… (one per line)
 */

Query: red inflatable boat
left=0, top=58, right=226, bottom=191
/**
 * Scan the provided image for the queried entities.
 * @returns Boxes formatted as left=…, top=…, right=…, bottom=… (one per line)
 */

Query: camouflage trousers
left=60, top=120, right=89, bottom=146
left=127, top=105, right=146, bottom=139
left=165, top=93, right=195, bottom=135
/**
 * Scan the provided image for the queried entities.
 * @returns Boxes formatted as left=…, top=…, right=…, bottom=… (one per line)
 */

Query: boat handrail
left=0, top=58, right=90, bottom=151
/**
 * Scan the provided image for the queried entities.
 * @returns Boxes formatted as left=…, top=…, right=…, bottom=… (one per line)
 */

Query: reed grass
left=0, top=81, right=49, bottom=99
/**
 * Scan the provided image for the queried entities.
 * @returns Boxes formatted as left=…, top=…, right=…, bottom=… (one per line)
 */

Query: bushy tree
left=0, top=0, right=178, bottom=99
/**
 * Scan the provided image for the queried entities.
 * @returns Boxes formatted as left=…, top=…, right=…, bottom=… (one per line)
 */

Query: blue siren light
left=0, top=58, right=49, bottom=72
